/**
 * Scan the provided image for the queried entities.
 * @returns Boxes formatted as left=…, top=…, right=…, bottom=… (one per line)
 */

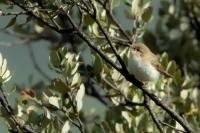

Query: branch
left=65, top=12, right=195, bottom=133
left=65, top=12, right=122, bottom=73
left=90, top=13, right=129, bottom=73
left=96, top=0, right=132, bottom=43
left=144, top=95, right=164, bottom=133
left=0, top=87, right=36, bottom=133
left=9, top=1, right=195, bottom=132
left=10, top=0, right=74, bottom=34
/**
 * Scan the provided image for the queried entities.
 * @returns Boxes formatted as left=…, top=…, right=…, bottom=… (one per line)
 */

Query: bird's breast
left=127, top=55, right=160, bottom=82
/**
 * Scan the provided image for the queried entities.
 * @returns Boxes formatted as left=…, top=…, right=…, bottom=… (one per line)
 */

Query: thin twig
left=96, top=0, right=132, bottom=43
left=65, top=11, right=195, bottom=133
left=9, top=1, right=195, bottom=132
left=0, top=87, right=36, bottom=133
left=144, top=95, right=164, bottom=133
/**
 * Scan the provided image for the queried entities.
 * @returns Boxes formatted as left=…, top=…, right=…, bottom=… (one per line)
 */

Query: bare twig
left=144, top=95, right=164, bottom=133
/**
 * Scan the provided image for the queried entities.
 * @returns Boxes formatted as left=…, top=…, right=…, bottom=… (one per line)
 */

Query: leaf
left=42, top=117, right=61, bottom=133
left=84, top=14, right=95, bottom=25
left=4, top=17, right=17, bottom=28
left=174, top=70, right=183, bottom=86
left=45, top=109, right=51, bottom=120
left=0, top=10, right=2, bottom=16
left=27, top=109, right=40, bottom=124
left=71, top=63, right=80, bottom=75
left=75, top=84, right=85, bottom=112
left=17, top=104, right=24, bottom=117
left=131, top=0, right=143, bottom=18
left=49, top=79, right=70, bottom=94
left=101, top=121, right=112, bottom=132
left=112, top=0, right=121, bottom=8
left=61, top=121, right=70, bottom=133
left=137, top=113, right=148, bottom=132
left=125, top=0, right=132, bottom=6
left=49, top=51, right=61, bottom=67
left=49, top=96, right=60, bottom=109
left=160, top=52, right=169, bottom=69
left=122, top=111, right=132, bottom=128
left=141, top=5, right=153, bottom=22
left=93, top=54, right=103, bottom=74
left=0, top=53, right=11, bottom=84
left=166, top=60, right=176, bottom=75
left=71, top=73, right=81, bottom=87
left=115, top=123, right=124, bottom=133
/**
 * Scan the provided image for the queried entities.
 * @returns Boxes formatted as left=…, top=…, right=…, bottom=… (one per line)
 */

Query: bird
left=127, top=43, right=171, bottom=82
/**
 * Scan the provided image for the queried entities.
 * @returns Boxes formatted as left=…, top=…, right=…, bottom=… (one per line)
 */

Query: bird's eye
left=135, top=48, right=140, bottom=52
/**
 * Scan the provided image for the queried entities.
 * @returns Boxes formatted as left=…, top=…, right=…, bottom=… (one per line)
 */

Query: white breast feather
left=127, top=51, right=160, bottom=81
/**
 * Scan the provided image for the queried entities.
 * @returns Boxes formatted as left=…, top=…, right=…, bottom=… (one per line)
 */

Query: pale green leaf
left=75, top=84, right=85, bottom=112
left=131, top=0, right=143, bottom=18
left=71, top=73, right=81, bottom=87
left=61, top=121, right=70, bottom=133
left=115, top=123, right=124, bottom=133
left=71, top=63, right=79, bottom=75
left=49, top=96, right=60, bottom=109
left=49, top=51, right=61, bottom=67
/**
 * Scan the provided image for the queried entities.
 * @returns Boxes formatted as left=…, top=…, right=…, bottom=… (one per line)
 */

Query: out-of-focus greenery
left=0, top=0, right=200, bottom=133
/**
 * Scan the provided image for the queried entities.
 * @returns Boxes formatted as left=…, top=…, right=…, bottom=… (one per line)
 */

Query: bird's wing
left=150, top=54, right=172, bottom=78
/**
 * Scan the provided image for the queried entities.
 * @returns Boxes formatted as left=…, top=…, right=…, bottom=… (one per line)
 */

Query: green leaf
left=101, top=121, right=112, bottom=132
left=160, top=52, right=169, bottom=69
left=93, top=54, right=103, bottom=74
left=42, top=117, right=61, bottom=133
left=27, top=110, right=40, bottom=124
left=71, top=73, right=81, bottom=87
left=75, top=84, right=85, bottom=112
left=49, top=79, right=70, bottom=94
left=141, top=5, right=153, bottom=22
left=131, top=0, right=143, bottom=18
left=71, top=63, right=80, bottom=75
left=137, top=113, right=148, bottom=132
left=61, top=121, right=70, bottom=133
left=125, top=0, right=133, bottom=6
left=49, top=96, right=60, bottom=109
left=174, top=69, right=183, bottom=86
left=166, top=60, right=176, bottom=75
left=4, top=17, right=17, bottom=28
left=49, top=51, right=61, bottom=67
left=84, top=14, right=95, bottom=25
